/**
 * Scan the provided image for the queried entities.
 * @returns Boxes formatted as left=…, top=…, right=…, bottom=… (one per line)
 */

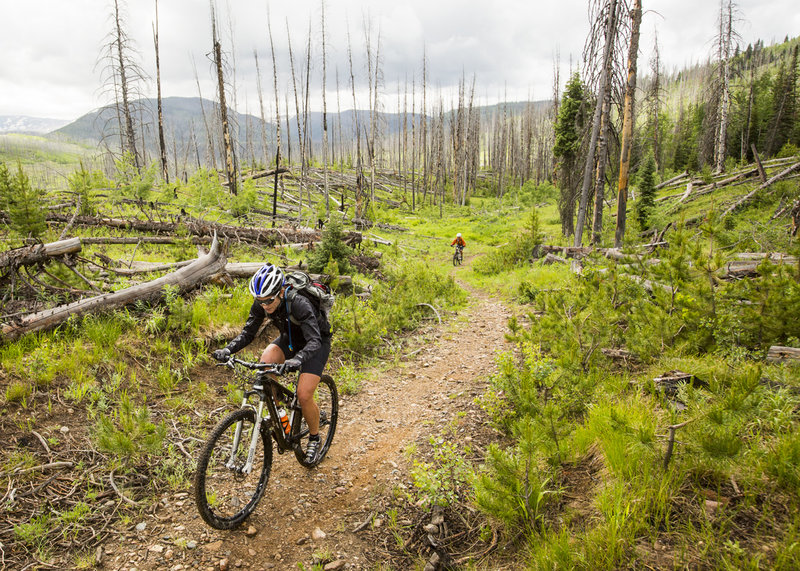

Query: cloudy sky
left=1, top=0, right=797, bottom=121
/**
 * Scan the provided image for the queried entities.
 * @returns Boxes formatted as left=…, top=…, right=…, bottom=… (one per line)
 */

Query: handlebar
left=216, top=356, right=286, bottom=375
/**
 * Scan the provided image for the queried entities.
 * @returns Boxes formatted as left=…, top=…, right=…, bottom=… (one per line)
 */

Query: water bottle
left=277, top=408, right=290, bottom=435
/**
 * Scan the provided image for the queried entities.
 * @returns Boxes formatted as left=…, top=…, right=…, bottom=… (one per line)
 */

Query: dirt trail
left=101, top=274, right=512, bottom=570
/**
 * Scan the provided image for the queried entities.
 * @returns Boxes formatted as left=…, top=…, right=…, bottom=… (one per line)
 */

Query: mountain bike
left=193, top=357, right=338, bottom=530
left=452, top=244, right=464, bottom=266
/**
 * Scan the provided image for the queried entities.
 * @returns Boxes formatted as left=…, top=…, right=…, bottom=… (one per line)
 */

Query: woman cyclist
left=212, top=263, right=332, bottom=464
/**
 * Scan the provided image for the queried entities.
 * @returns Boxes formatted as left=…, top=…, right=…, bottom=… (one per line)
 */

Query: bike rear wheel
left=293, top=374, right=338, bottom=468
left=194, top=408, right=273, bottom=529
left=453, top=250, right=462, bottom=266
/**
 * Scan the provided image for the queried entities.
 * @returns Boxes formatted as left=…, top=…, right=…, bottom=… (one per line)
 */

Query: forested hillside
left=1, top=0, right=799, bottom=568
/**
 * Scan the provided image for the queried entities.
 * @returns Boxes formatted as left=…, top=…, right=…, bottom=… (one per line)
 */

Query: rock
left=60, top=426, right=70, bottom=433
left=205, top=540, right=223, bottom=552
left=296, top=536, right=309, bottom=545
left=335, top=486, right=347, bottom=494
left=424, top=552, right=441, bottom=571
left=218, top=558, right=229, bottom=571
left=186, top=540, right=198, bottom=549
left=704, top=499, right=721, bottom=517
left=423, top=523, right=438, bottom=534
left=135, top=522, right=147, bottom=532
left=148, top=544, right=165, bottom=554
left=245, top=525, right=258, bottom=537
left=312, top=527, right=327, bottom=540
left=323, top=561, right=346, bottom=571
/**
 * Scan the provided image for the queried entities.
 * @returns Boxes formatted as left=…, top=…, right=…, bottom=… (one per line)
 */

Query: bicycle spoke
left=293, top=375, right=338, bottom=468
left=194, top=409, right=272, bottom=529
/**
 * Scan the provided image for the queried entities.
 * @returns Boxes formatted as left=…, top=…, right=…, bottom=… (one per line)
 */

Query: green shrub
left=95, top=392, right=167, bottom=464
left=5, top=380, right=32, bottom=403
left=474, top=443, right=554, bottom=533
left=635, top=154, right=656, bottom=230
left=409, top=433, right=473, bottom=508
left=474, top=208, right=544, bottom=275
left=7, top=162, right=47, bottom=238
left=308, top=216, right=353, bottom=275
left=230, top=178, right=257, bottom=216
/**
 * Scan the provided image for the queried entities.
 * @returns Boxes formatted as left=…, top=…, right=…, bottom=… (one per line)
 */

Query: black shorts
left=271, top=334, right=332, bottom=377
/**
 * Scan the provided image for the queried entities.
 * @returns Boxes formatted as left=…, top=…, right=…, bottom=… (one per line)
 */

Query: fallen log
left=222, top=262, right=352, bottom=290
left=722, top=161, right=800, bottom=217
left=82, top=236, right=212, bottom=245
left=45, top=213, right=361, bottom=246
left=1, top=235, right=226, bottom=343
left=766, top=346, right=800, bottom=365
left=242, top=166, right=291, bottom=181
left=655, top=170, right=689, bottom=190
left=0, top=238, right=82, bottom=270
left=90, top=259, right=196, bottom=276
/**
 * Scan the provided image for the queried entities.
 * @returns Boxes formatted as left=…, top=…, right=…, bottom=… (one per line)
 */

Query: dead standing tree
left=98, top=0, right=147, bottom=170
left=153, top=0, right=169, bottom=183
left=321, top=0, right=331, bottom=216
left=713, top=0, right=738, bottom=174
left=210, top=2, right=238, bottom=195
left=346, top=21, right=365, bottom=219
left=266, top=9, right=283, bottom=228
left=614, top=0, right=642, bottom=247
left=574, top=0, right=623, bottom=247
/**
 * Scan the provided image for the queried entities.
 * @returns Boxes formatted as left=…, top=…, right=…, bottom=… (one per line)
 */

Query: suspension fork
left=226, top=394, right=266, bottom=474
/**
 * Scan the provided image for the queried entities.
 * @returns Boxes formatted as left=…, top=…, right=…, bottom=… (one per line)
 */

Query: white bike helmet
left=248, top=263, right=284, bottom=298
left=456, top=233, right=462, bottom=238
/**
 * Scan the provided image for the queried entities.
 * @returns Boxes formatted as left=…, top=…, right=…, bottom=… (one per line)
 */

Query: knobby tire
left=293, top=374, right=338, bottom=468
left=194, top=408, right=273, bottom=529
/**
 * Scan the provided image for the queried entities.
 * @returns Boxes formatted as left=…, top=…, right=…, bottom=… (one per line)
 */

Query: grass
left=1, top=149, right=799, bottom=568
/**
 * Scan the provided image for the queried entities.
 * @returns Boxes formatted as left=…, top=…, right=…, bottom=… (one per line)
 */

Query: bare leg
left=261, top=344, right=286, bottom=404
left=296, top=372, right=321, bottom=435
left=260, top=344, right=285, bottom=364
left=262, top=345, right=320, bottom=434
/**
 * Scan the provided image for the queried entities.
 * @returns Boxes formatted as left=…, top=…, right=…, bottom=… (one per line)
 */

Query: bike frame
left=223, top=360, right=301, bottom=474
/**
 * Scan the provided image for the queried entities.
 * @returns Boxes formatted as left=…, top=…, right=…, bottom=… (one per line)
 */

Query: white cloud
left=0, top=0, right=796, bottom=120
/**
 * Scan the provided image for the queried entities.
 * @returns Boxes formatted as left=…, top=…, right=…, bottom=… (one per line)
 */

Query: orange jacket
left=451, top=236, right=466, bottom=247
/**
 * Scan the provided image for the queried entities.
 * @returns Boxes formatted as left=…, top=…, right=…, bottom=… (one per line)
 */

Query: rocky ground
left=97, top=277, right=515, bottom=571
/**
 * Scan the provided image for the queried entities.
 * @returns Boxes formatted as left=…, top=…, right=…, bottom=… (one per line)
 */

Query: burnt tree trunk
left=614, top=0, right=642, bottom=248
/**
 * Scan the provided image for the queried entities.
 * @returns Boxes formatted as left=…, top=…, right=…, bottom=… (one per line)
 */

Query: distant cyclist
left=451, top=233, right=466, bottom=250
left=212, top=263, right=332, bottom=464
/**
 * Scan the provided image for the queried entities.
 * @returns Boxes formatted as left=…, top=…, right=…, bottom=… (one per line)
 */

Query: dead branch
left=109, top=468, right=140, bottom=506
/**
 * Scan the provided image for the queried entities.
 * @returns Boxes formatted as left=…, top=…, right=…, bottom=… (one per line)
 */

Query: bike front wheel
left=293, top=374, right=338, bottom=468
left=194, top=408, right=273, bottom=529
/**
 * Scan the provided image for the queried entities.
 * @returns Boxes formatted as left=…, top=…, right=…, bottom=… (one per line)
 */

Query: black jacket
left=225, top=291, right=331, bottom=364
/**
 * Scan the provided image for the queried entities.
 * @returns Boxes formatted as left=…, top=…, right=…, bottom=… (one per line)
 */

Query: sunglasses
left=257, top=295, right=278, bottom=306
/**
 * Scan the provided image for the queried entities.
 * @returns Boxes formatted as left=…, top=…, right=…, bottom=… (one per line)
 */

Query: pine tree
left=8, top=164, right=47, bottom=239
left=308, top=217, right=353, bottom=275
left=553, top=72, right=587, bottom=237
left=0, top=162, right=11, bottom=211
left=635, top=154, right=656, bottom=230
